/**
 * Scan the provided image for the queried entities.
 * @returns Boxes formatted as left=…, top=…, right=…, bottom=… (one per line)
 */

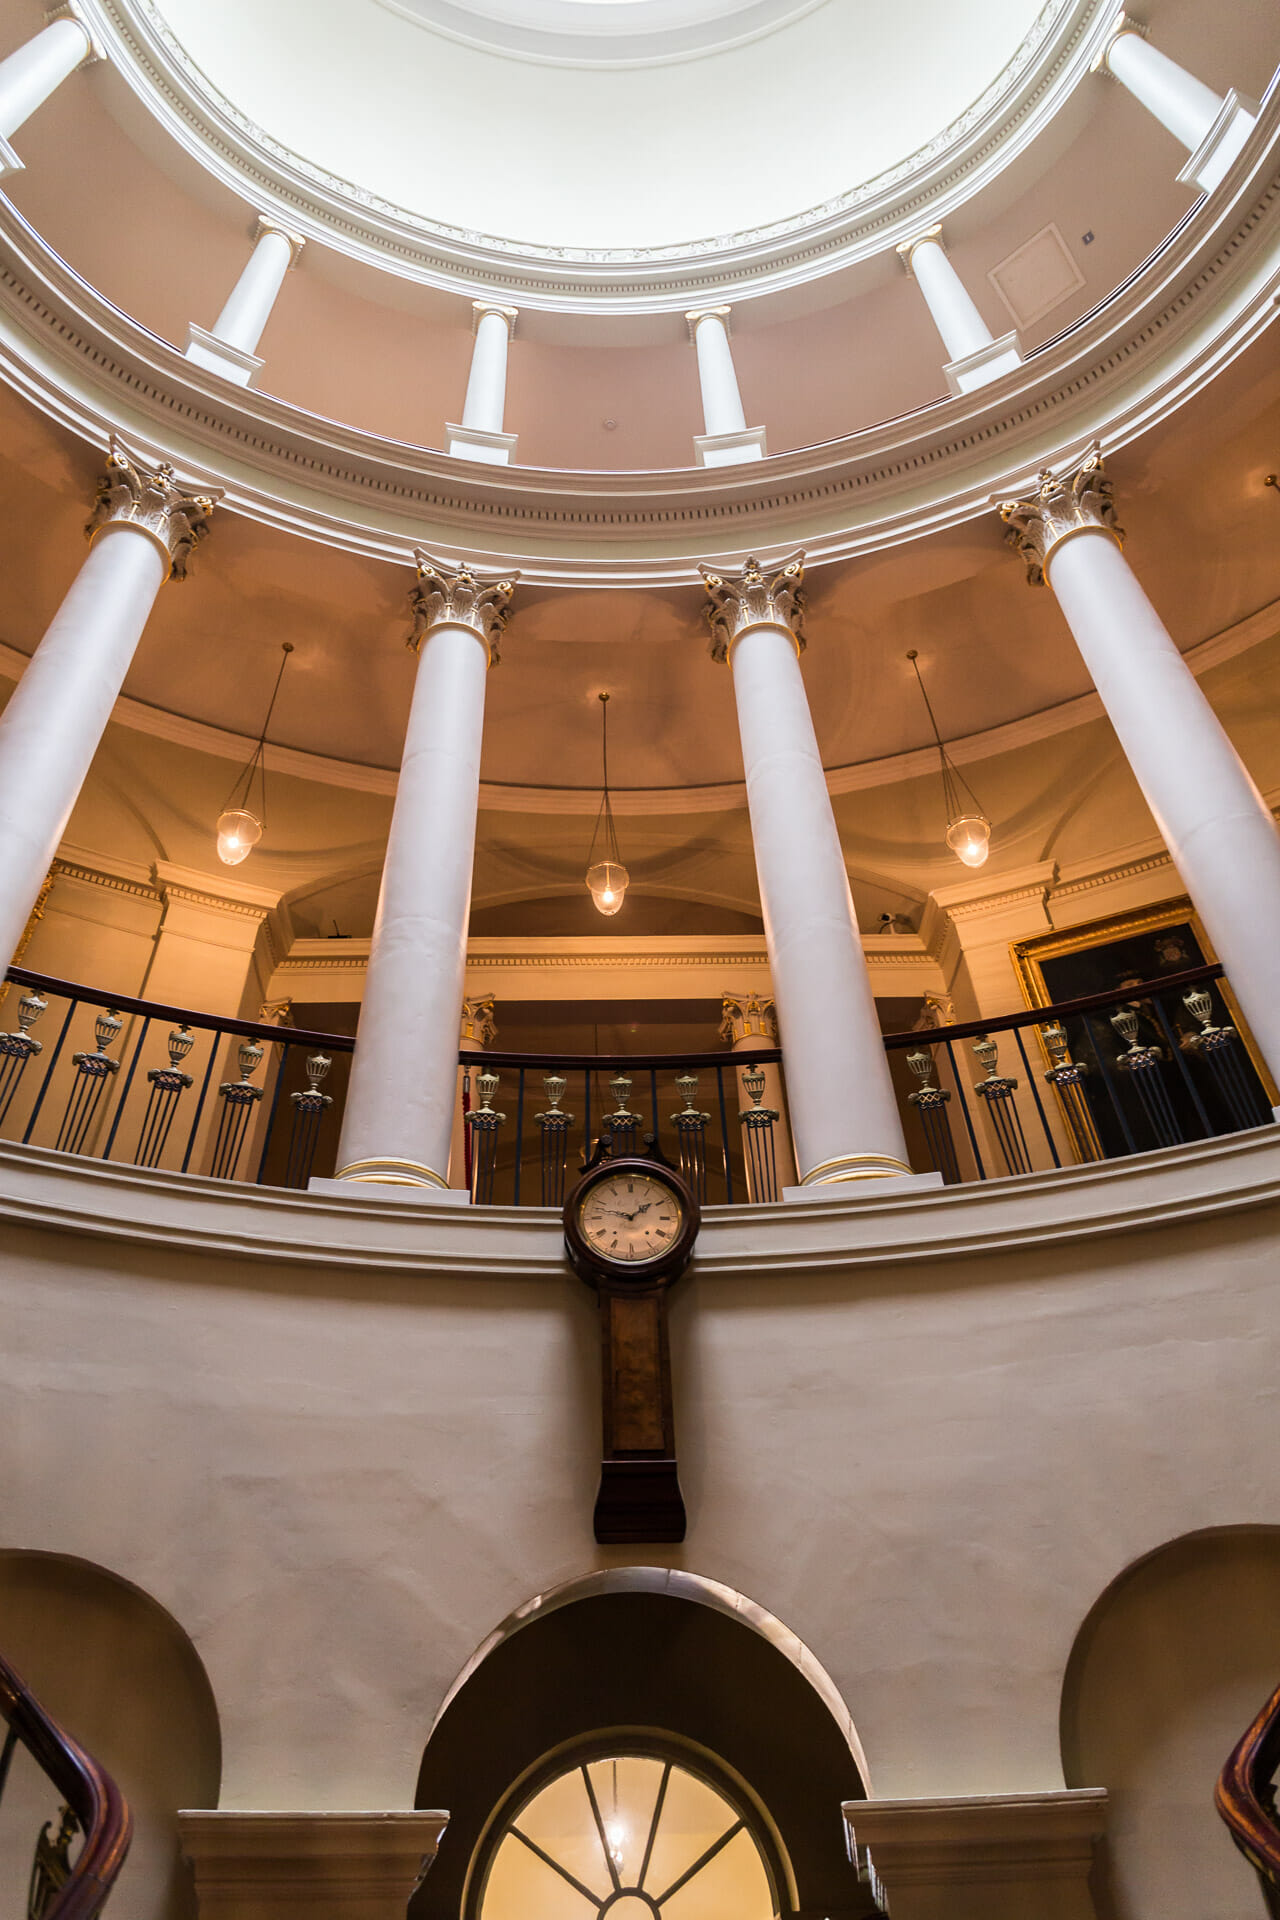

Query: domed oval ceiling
left=150, top=0, right=1055, bottom=251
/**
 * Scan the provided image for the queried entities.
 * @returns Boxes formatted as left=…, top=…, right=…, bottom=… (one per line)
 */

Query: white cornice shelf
left=0, top=94, right=1274, bottom=582
left=0, top=1125, right=1276, bottom=1279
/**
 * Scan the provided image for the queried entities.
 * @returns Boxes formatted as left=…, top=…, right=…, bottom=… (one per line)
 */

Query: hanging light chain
left=219, top=641, right=295, bottom=830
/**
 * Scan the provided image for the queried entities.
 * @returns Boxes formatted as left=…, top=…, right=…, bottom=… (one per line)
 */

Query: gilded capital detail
left=700, top=553, right=806, bottom=664
left=85, top=438, right=220, bottom=579
left=408, top=550, right=518, bottom=665
left=720, top=993, right=779, bottom=1046
left=460, top=994, right=498, bottom=1048
left=255, top=215, right=307, bottom=265
left=999, top=443, right=1123, bottom=586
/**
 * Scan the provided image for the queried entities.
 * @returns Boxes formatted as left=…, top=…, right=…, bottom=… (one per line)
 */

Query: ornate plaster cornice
left=0, top=102, right=1274, bottom=582
left=81, top=0, right=1111, bottom=310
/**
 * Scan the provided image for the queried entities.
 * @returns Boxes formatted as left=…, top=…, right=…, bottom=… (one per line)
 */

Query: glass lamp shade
left=586, top=859, right=629, bottom=916
left=945, top=813, right=991, bottom=869
left=216, top=808, right=263, bottom=866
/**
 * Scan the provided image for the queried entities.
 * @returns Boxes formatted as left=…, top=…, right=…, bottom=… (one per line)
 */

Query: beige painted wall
left=0, top=1134, right=1278, bottom=1915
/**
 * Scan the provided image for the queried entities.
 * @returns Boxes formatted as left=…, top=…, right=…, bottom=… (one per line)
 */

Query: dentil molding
left=81, top=0, right=1109, bottom=309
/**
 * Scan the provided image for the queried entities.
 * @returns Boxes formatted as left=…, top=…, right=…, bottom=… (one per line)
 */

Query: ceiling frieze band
left=80, top=0, right=1113, bottom=309
left=0, top=107, right=1273, bottom=583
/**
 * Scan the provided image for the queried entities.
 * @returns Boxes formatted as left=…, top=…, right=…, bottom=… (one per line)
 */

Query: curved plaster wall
left=0, top=1128, right=1277, bottom=1909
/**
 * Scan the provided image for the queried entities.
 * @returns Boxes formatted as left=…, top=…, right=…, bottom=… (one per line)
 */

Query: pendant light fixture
left=216, top=641, right=293, bottom=866
left=906, top=649, right=991, bottom=869
left=584, top=691, right=629, bottom=916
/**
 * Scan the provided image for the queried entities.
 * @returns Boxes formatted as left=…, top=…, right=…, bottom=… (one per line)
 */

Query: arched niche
left=1060, top=1525, right=1280, bottom=1920
left=0, top=1551, right=220, bottom=1920
left=413, top=1567, right=874, bottom=1919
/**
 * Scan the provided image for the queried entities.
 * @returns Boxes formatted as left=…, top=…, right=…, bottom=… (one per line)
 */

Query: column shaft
left=1105, top=31, right=1223, bottom=154
left=909, top=237, right=994, bottom=364
left=462, top=310, right=512, bottom=434
left=337, top=625, right=488, bottom=1186
left=1047, top=529, right=1280, bottom=1084
left=0, top=16, right=93, bottom=143
left=211, top=228, right=296, bottom=357
left=718, top=603, right=910, bottom=1183
left=691, top=312, right=747, bottom=436
left=0, top=527, right=166, bottom=967
left=334, top=559, right=514, bottom=1191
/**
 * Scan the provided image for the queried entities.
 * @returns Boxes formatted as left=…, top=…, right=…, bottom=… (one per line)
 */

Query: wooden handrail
left=1217, top=1681, right=1280, bottom=1915
left=0, top=1651, right=131, bottom=1920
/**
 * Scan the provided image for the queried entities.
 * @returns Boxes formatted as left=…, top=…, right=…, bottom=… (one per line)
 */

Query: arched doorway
left=413, top=1568, right=875, bottom=1918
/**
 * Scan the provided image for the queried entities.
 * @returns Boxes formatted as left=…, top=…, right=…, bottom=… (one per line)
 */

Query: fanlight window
left=477, top=1752, right=778, bottom=1918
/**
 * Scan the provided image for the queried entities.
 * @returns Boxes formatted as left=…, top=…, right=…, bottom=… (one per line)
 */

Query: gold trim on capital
left=254, top=215, right=306, bottom=265
left=333, top=1157, right=450, bottom=1189
left=700, top=553, right=806, bottom=665
left=720, top=991, right=778, bottom=1047
left=471, top=302, right=518, bottom=337
left=685, top=305, right=733, bottom=342
left=800, top=1152, right=914, bottom=1185
left=895, top=223, right=944, bottom=272
left=1090, top=11, right=1146, bottom=75
left=999, top=442, right=1123, bottom=588
left=85, top=436, right=220, bottom=580
left=408, top=550, right=519, bottom=667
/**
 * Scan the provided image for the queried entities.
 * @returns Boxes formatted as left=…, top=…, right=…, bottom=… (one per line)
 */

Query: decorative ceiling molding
left=81, top=0, right=1109, bottom=309
left=0, top=104, right=1274, bottom=583
left=372, top=0, right=830, bottom=69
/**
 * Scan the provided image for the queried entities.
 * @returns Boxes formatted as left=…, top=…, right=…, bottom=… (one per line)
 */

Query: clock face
left=576, top=1170, right=684, bottom=1266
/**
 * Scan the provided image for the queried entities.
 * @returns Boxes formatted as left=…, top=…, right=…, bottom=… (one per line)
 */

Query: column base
left=0, top=136, right=23, bottom=177
left=785, top=1169, right=942, bottom=1203
left=445, top=422, right=519, bottom=465
left=310, top=1176, right=471, bottom=1205
left=185, top=322, right=264, bottom=387
left=944, top=330, right=1023, bottom=396
left=180, top=1810, right=448, bottom=1920
left=1178, top=90, right=1259, bottom=193
left=844, top=1790, right=1107, bottom=1920
left=693, top=425, right=767, bottom=467
left=321, top=1157, right=454, bottom=1191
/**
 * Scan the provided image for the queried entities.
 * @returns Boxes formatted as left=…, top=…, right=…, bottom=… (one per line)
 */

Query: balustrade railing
left=0, top=1650, right=130, bottom=1920
left=887, top=963, right=1273, bottom=1184
left=0, top=961, right=1273, bottom=1205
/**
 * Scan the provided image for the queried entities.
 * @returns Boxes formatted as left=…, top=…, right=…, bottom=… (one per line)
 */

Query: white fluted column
left=0, top=6, right=101, bottom=175
left=0, top=439, right=218, bottom=969
left=701, top=557, right=913, bottom=1187
left=896, top=226, right=1022, bottom=396
left=185, top=219, right=305, bottom=388
left=1093, top=15, right=1259, bottom=193
left=446, top=304, right=519, bottom=465
left=686, top=307, right=767, bottom=467
left=1002, top=447, right=1280, bottom=1096
left=332, top=556, right=517, bottom=1191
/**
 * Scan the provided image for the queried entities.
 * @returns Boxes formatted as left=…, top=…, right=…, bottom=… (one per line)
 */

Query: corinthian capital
left=699, top=552, right=806, bottom=664
left=408, top=550, right=518, bottom=665
left=85, top=437, right=220, bottom=579
left=999, top=443, right=1123, bottom=586
left=720, top=992, right=778, bottom=1046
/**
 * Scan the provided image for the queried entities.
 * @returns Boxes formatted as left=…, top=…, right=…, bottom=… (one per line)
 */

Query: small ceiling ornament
left=584, top=691, right=629, bottom=916
left=215, top=641, right=294, bottom=866
left=906, top=649, right=991, bottom=869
